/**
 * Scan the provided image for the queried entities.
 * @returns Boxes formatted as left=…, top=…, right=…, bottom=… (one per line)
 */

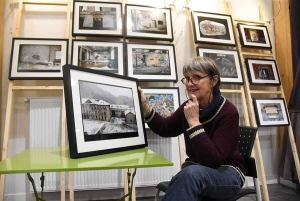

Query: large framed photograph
left=63, top=64, right=147, bottom=158
left=245, top=58, right=280, bottom=85
left=253, top=98, right=289, bottom=127
left=197, top=47, right=243, bottom=84
left=237, top=23, right=272, bottom=49
left=72, top=1, right=123, bottom=37
left=9, top=37, right=68, bottom=80
left=72, top=40, right=124, bottom=75
left=125, top=4, right=173, bottom=41
left=191, top=11, right=236, bottom=46
left=126, top=43, right=178, bottom=82
left=142, top=87, right=180, bottom=128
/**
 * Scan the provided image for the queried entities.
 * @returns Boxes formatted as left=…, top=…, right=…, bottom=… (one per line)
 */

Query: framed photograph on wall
left=126, top=43, right=178, bottom=82
left=9, top=37, right=68, bottom=80
left=72, top=40, right=124, bottom=75
left=237, top=23, right=272, bottom=49
left=142, top=87, right=180, bottom=128
left=125, top=4, right=173, bottom=41
left=191, top=11, right=236, bottom=46
left=196, top=47, right=243, bottom=84
left=245, top=58, right=280, bottom=85
left=72, top=1, right=123, bottom=37
left=253, top=98, right=289, bottom=127
left=63, top=64, right=147, bottom=158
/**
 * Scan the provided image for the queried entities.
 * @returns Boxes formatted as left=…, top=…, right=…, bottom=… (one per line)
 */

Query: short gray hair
left=183, top=56, right=221, bottom=87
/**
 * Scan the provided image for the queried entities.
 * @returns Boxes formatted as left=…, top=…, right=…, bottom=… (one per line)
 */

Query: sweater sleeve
left=186, top=110, right=239, bottom=168
left=146, top=103, right=186, bottom=137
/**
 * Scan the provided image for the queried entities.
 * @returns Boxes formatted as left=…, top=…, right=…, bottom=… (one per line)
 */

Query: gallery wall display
left=125, top=4, right=173, bottom=41
left=237, top=23, right=272, bottom=49
left=191, top=11, right=236, bottom=46
left=245, top=58, right=281, bottom=85
left=126, top=42, right=178, bottom=82
left=72, top=1, right=123, bottom=37
left=9, top=37, right=68, bottom=80
left=72, top=40, right=124, bottom=75
left=142, top=87, right=180, bottom=128
left=196, top=47, right=243, bottom=84
left=253, top=98, right=289, bottom=127
left=63, top=64, right=147, bottom=158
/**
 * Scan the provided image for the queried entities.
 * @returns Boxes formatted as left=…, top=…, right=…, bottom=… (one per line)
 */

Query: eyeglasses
left=181, top=75, right=209, bottom=85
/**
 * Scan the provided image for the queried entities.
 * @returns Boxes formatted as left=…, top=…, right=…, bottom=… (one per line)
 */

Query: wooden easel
left=0, top=0, right=71, bottom=201
left=224, top=1, right=300, bottom=200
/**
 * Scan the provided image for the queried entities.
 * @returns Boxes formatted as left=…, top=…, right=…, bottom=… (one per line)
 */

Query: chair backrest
left=238, top=126, right=258, bottom=178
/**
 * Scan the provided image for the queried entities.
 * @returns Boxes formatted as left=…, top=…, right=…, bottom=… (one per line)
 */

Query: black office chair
left=154, top=126, right=259, bottom=201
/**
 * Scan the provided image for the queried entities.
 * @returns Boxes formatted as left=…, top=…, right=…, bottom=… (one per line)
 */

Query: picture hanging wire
left=266, top=0, right=281, bottom=24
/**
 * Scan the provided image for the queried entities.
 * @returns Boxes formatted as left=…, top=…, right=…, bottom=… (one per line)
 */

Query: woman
left=138, top=56, right=245, bottom=201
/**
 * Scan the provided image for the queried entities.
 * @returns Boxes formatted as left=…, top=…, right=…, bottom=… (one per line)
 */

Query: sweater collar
left=200, top=89, right=226, bottom=124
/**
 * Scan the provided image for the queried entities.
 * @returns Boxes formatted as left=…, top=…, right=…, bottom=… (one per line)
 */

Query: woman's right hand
left=138, top=86, right=151, bottom=116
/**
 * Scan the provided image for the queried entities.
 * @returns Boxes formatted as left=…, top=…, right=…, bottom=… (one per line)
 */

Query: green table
left=0, top=147, right=173, bottom=200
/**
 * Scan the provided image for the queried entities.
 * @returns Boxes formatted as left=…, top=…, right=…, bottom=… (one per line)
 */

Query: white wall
left=1, top=0, right=279, bottom=200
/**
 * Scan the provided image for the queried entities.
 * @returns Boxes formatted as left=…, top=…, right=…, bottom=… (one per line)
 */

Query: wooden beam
left=0, top=0, right=4, bottom=151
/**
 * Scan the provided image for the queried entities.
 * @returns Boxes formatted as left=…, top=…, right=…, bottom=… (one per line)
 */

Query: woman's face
left=184, top=71, right=214, bottom=103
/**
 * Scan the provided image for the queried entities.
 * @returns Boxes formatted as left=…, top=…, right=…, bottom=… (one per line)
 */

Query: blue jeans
left=162, top=164, right=242, bottom=201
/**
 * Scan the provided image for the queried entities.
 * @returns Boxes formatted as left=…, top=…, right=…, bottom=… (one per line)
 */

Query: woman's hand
left=138, top=86, right=151, bottom=116
left=184, top=94, right=200, bottom=127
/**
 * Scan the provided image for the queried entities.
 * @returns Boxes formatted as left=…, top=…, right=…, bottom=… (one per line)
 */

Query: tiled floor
left=136, top=184, right=300, bottom=201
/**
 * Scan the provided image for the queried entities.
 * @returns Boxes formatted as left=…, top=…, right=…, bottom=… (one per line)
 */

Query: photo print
left=72, top=1, right=123, bottom=36
left=79, top=81, right=138, bottom=142
left=72, top=40, right=124, bottom=75
left=245, top=58, right=280, bottom=85
left=197, top=47, right=243, bottom=84
left=253, top=98, right=289, bottom=127
left=125, top=5, right=173, bottom=40
left=9, top=38, right=68, bottom=80
left=127, top=43, right=177, bottom=82
left=192, top=11, right=236, bottom=46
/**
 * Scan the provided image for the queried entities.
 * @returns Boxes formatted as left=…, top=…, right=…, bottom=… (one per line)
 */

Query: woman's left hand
left=184, top=94, right=200, bottom=127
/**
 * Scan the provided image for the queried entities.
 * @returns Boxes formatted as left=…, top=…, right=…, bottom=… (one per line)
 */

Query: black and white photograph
left=237, top=23, right=272, bottom=49
left=125, top=4, right=173, bottom=41
left=253, top=98, right=289, bottom=127
left=63, top=64, right=147, bottom=158
left=72, top=40, right=124, bottom=75
left=197, top=47, right=243, bottom=84
left=245, top=58, right=280, bottom=85
left=72, top=1, right=123, bottom=36
left=9, top=38, right=68, bottom=80
left=142, top=87, right=180, bottom=128
left=126, top=43, right=177, bottom=82
left=192, top=11, right=236, bottom=46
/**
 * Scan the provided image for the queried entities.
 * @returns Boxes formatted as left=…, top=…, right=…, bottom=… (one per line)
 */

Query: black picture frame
left=191, top=11, right=236, bottom=46
left=196, top=47, right=243, bottom=84
left=125, top=4, right=174, bottom=41
left=71, top=40, right=125, bottom=75
left=9, top=37, right=68, bottom=80
left=245, top=58, right=281, bottom=85
left=126, top=42, right=178, bottom=82
left=253, top=98, right=289, bottom=127
left=72, top=1, right=123, bottom=37
left=63, top=64, right=147, bottom=158
left=237, top=23, right=272, bottom=49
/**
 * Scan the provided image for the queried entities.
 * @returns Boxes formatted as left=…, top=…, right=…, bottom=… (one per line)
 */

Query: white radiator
left=29, top=98, right=179, bottom=192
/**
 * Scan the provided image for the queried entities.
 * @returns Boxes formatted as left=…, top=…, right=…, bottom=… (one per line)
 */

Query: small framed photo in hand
left=71, top=40, right=124, bottom=75
left=245, top=58, right=280, bottom=85
left=237, top=23, right=272, bottom=49
left=126, top=42, right=178, bottom=82
left=142, top=87, right=180, bottom=128
left=72, top=1, right=123, bottom=37
left=125, top=4, right=173, bottom=41
left=191, top=11, right=236, bottom=46
left=253, top=98, right=289, bottom=127
left=197, top=47, right=243, bottom=84
left=63, top=64, right=147, bottom=158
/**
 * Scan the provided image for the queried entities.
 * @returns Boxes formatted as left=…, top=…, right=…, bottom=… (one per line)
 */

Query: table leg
left=118, top=168, right=136, bottom=201
left=27, top=173, right=45, bottom=201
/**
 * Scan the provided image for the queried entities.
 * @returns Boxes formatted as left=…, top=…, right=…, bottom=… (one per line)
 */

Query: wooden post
left=0, top=0, right=4, bottom=148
